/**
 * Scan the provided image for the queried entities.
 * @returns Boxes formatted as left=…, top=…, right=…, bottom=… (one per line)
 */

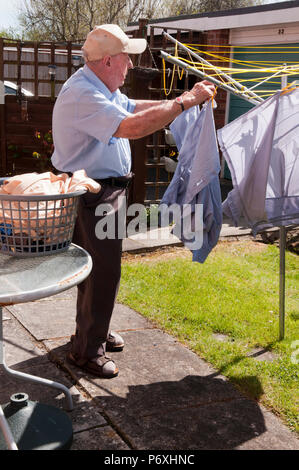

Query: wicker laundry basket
left=0, top=181, right=85, bottom=256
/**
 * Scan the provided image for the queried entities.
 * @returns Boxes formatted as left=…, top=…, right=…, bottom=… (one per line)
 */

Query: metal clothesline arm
left=160, top=50, right=262, bottom=105
left=278, top=72, right=288, bottom=341
left=162, top=31, right=264, bottom=103
left=279, top=227, right=286, bottom=340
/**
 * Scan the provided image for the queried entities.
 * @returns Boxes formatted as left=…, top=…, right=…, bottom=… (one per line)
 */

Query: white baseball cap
left=82, top=24, right=147, bottom=61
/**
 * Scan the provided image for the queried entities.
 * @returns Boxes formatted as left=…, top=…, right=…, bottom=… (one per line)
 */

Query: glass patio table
left=0, top=244, right=92, bottom=450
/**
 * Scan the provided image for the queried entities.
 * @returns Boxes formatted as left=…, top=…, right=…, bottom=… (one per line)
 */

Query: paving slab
left=7, top=299, right=77, bottom=340
left=1, top=234, right=299, bottom=451
left=6, top=297, right=153, bottom=343
left=71, top=426, right=130, bottom=450
left=97, top=397, right=294, bottom=450
left=0, top=313, right=116, bottom=450
left=1, top=310, right=48, bottom=367
left=0, top=360, right=77, bottom=411
left=122, top=238, right=149, bottom=252
left=0, top=370, right=118, bottom=450
left=219, top=223, right=252, bottom=238
left=46, top=330, right=240, bottom=402
left=0, top=357, right=108, bottom=437
left=122, top=220, right=254, bottom=253
left=110, top=304, right=155, bottom=331
left=127, top=226, right=183, bottom=249
left=45, top=327, right=299, bottom=450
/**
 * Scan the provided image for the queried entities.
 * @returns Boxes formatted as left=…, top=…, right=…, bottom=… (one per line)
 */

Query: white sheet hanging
left=217, top=88, right=299, bottom=234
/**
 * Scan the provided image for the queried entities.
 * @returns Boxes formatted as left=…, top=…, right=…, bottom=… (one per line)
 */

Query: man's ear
left=102, top=55, right=111, bottom=67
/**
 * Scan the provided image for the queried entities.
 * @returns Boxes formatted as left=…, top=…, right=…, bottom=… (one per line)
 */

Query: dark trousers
left=71, top=182, right=128, bottom=360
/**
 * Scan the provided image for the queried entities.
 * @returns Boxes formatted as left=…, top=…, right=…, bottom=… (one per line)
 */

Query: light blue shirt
left=160, top=102, right=222, bottom=263
left=51, top=65, right=136, bottom=179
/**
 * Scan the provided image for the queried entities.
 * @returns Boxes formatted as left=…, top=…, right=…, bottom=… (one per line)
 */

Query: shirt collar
left=83, top=64, right=117, bottom=99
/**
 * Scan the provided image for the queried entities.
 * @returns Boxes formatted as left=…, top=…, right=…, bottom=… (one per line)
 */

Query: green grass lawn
left=118, top=241, right=299, bottom=433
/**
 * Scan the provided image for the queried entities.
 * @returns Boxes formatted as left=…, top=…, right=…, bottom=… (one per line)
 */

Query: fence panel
left=0, top=38, right=84, bottom=176
left=5, top=95, right=54, bottom=175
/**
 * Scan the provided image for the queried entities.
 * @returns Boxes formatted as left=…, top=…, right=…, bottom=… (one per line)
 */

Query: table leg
left=2, top=362, right=74, bottom=411
left=0, top=306, right=73, bottom=411
left=0, top=405, right=18, bottom=450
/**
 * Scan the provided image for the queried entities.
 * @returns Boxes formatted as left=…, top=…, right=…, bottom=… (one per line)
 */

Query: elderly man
left=52, top=24, right=215, bottom=378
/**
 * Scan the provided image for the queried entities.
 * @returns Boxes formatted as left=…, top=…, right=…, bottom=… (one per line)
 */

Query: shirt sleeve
left=74, top=89, right=132, bottom=145
left=116, top=90, right=136, bottom=113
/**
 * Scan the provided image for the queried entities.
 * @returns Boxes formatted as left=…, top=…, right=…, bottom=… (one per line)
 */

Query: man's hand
left=181, top=80, right=216, bottom=109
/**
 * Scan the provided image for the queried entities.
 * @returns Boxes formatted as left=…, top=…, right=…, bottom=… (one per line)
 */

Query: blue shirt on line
left=51, top=64, right=136, bottom=179
left=160, top=102, right=222, bottom=263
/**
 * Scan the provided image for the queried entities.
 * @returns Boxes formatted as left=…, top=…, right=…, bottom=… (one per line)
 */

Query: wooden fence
left=4, top=96, right=54, bottom=176
left=1, top=38, right=83, bottom=97
left=0, top=38, right=83, bottom=178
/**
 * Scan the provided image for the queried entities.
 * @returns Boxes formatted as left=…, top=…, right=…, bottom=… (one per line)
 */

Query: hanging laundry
left=218, top=88, right=299, bottom=235
left=160, top=100, right=222, bottom=263
left=0, top=170, right=101, bottom=241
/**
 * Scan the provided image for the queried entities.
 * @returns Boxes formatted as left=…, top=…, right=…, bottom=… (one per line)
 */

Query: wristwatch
left=175, top=96, right=185, bottom=112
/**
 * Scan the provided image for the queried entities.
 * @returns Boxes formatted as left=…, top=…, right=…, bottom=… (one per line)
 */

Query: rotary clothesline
left=161, top=49, right=263, bottom=104
left=161, top=51, right=299, bottom=99
left=161, top=31, right=299, bottom=100
left=186, top=43, right=299, bottom=72
left=160, top=33, right=299, bottom=341
left=162, top=33, right=299, bottom=98
left=162, top=31, right=262, bottom=103
left=186, top=44, right=299, bottom=66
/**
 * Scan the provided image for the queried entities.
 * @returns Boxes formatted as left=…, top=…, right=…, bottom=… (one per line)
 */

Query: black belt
left=96, top=177, right=132, bottom=189
left=64, top=172, right=133, bottom=189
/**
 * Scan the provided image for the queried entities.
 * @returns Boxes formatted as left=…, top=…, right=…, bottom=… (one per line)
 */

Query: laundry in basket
left=0, top=170, right=101, bottom=256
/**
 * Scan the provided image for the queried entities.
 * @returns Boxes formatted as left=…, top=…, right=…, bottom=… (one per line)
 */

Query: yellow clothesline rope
left=162, top=41, right=185, bottom=95
left=162, top=61, right=299, bottom=96
left=162, top=40, right=299, bottom=98
left=184, top=43, right=299, bottom=70
left=184, top=43, right=299, bottom=49
left=184, top=46, right=299, bottom=69
left=173, top=55, right=299, bottom=75
left=179, top=57, right=299, bottom=73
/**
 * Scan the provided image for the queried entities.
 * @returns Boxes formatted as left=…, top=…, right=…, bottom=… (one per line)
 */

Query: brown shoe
left=70, top=333, right=124, bottom=353
left=106, top=331, right=124, bottom=352
left=66, top=351, right=119, bottom=378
